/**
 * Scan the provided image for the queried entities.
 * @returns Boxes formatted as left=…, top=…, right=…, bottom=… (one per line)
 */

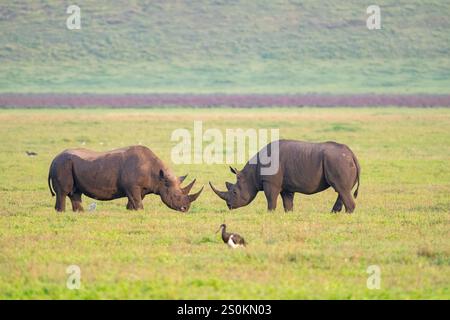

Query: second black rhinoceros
left=209, top=139, right=360, bottom=213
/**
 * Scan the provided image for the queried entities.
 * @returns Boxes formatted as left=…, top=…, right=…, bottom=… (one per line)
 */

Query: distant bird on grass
left=216, top=224, right=246, bottom=248
left=87, top=202, right=97, bottom=212
left=25, top=151, right=38, bottom=157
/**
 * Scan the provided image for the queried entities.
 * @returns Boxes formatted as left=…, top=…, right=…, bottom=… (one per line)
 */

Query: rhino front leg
left=280, top=191, right=294, bottom=212
left=263, top=182, right=281, bottom=211
left=126, top=200, right=133, bottom=210
left=125, top=187, right=144, bottom=210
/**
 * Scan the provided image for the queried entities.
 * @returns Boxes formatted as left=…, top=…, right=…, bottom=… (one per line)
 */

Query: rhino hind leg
left=125, top=187, right=144, bottom=210
left=326, top=174, right=355, bottom=213
left=339, top=191, right=355, bottom=213
left=331, top=195, right=343, bottom=213
left=280, top=191, right=294, bottom=212
left=51, top=176, right=73, bottom=212
left=324, top=151, right=358, bottom=213
left=55, top=192, right=67, bottom=212
left=69, top=192, right=84, bottom=212
left=326, top=173, right=356, bottom=213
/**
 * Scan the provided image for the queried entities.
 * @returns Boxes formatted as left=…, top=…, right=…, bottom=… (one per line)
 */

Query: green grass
left=1, top=0, right=450, bottom=93
left=0, top=107, right=449, bottom=299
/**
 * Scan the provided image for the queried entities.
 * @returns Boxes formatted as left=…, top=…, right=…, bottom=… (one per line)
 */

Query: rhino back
left=256, top=140, right=329, bottom=194
left=66, top=146, right=161, bottom=200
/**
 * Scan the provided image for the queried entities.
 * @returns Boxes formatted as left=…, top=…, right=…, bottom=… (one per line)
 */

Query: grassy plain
left=1, top=1, right=450, bottom=93
left=0, top=107, right=449, bottom=299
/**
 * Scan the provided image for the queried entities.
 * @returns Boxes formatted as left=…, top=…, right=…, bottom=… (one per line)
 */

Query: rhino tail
left=48, top=168, right=55, bottom=197
left=352, top=154, right=360, bottom=199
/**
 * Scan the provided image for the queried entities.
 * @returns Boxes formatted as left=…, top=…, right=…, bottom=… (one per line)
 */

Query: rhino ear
left=229, top=166, right=239, bottom=175
left=159, top=169, right=170, bottom=183
left=160, top=170, right=173, bottom=187
left=225, top=182, right=233, bottom=191
left=179, top=174, right=188, bottom=183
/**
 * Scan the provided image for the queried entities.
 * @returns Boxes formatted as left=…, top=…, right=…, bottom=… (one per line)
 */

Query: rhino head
left=158, top=170, right=203, bottom=212
left=209, top=166, right=258, bottom=210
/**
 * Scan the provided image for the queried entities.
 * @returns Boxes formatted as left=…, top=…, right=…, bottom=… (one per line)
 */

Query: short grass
left=1, top=1, right=450, bottom=93
left=0, top=107, right=449, bottom=299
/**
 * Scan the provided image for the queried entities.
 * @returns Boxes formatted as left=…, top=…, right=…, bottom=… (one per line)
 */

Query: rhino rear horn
left=182, top=179, right=196, bottom=195
left=209, top=182, right=229, bottom=201
left=225, top=182, right=233, bottom=191
left=188, top=186, right=203, bottom=202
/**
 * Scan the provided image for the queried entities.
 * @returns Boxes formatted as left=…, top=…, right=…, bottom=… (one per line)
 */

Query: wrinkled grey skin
left=210, top=139, right=360, bottom=213
left=48, top=145, right=203, bottom=212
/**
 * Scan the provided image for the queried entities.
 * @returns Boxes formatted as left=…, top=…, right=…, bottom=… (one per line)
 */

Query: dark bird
left=26, top=151, right=38, bottom=157
left=216, top=224, right=246, bottom=248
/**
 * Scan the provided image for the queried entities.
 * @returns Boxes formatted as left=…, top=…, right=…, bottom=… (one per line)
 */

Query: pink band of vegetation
left=1, top=94, right=450, bottom=107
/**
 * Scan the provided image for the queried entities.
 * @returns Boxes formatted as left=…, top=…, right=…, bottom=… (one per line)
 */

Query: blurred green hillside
left=0, top=0, right=449, bottom=93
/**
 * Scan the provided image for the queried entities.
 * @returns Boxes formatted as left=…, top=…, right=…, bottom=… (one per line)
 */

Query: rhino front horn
left=209, top=182, right=229, bottom=201
left=182, top=179, right=196, bottom=195
left=188, top=186, right=204, bottom=202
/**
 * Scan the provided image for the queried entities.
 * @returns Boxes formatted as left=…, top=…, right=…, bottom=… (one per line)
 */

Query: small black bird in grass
left=26, top=151, right=38, bottom=157
left=216, top=224, right=246, bottom=248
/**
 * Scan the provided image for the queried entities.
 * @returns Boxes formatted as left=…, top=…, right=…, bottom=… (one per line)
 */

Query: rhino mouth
left=169, top=204, right=189, bottom=212
left=166, top=182, right=203, bottom=212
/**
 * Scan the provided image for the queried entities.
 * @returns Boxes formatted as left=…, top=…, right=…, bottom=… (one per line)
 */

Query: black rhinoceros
left=48, top=145, right=203, bottom=212
left=210, top=140, right=360, bottom=213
